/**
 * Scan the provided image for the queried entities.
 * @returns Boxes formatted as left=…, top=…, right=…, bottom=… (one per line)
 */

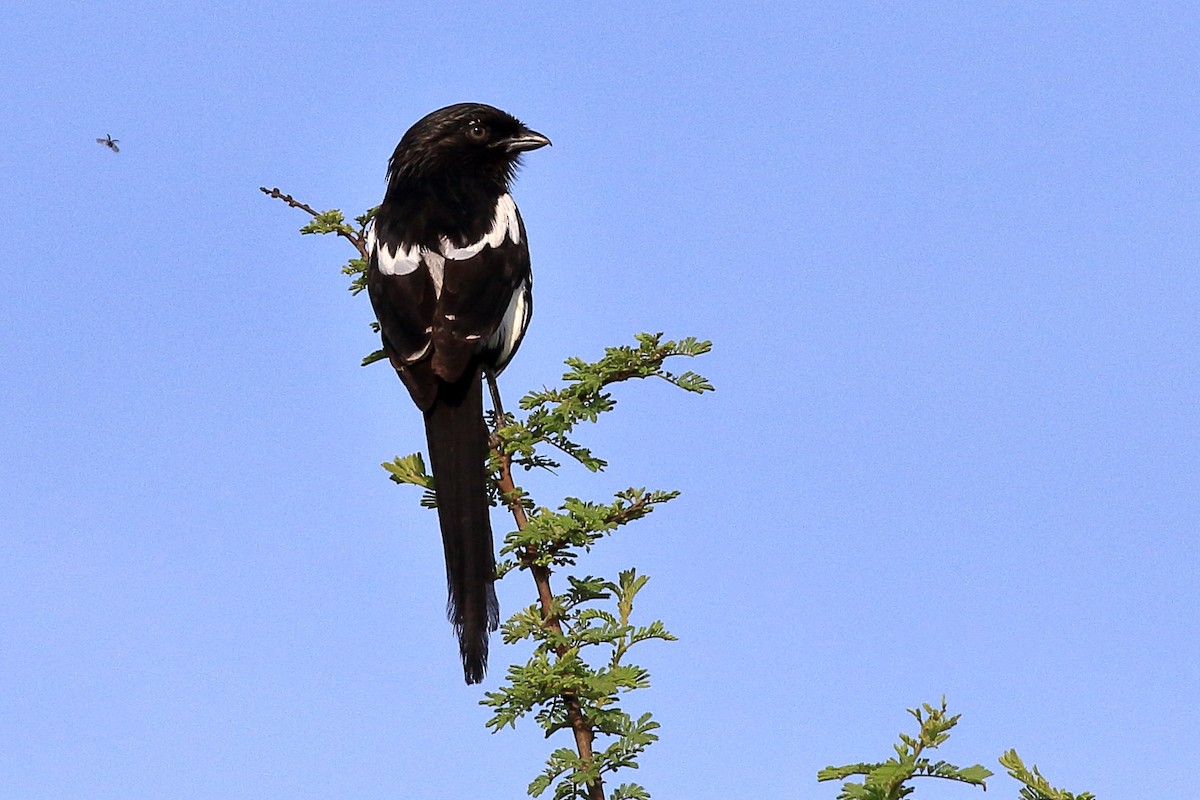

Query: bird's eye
left=466, top=123, right=488, bottom=142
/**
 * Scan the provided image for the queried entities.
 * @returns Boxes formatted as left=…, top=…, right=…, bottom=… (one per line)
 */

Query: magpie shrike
left=366, top=103, right=550, bottom=684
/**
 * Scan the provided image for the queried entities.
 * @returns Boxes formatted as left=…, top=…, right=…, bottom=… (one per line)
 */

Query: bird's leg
left=485, top=368, right=508, bottom=436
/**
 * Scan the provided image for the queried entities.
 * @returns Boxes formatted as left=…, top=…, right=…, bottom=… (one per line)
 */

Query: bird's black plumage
left=366, top=103, right=549, bottom=684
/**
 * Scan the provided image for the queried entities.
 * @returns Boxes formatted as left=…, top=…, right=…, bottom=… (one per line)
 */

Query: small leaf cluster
left=819, top=698, right=992, bottom=800
left=999, top=750, right=1096, bottom=800
left=296, top=205, right=376, bottom=295
left=497, top=332, right=712, bottom=473
left=485, top=569, right=673, bottom=799
left=525, top=709, right=661, bottom=800
left=381, top=453, right=437, bottom=508
left=496, top=489, right=678, bottom=574
left=820, top=700, right=1095, bottom=800
left=258, top=188, right=383, bottom=356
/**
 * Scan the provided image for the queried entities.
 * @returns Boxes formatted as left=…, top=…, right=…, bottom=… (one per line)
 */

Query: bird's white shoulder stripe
left=371, top=223, right=423, bottom=276
left=441, top=193, right=521, bottom=260
left=370, top=194, right=518, bottom=296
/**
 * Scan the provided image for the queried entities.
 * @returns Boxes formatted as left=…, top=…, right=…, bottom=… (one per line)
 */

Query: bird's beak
left=501, top=129, right=552, bottom=153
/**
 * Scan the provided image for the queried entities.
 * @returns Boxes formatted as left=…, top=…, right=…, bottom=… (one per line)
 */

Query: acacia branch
left=495, top=449, right=604, bottom=800
left=264, top=186, right=639, bottom=799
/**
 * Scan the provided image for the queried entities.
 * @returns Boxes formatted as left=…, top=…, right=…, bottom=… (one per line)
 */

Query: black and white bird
left=366, top=103, right=550, bottom=684
left=96, top=134, right=119, bottom=153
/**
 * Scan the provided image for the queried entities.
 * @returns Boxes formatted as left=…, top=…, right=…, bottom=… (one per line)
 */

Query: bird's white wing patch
left=440, top=193, right=521, bottom=260
left=487, top=278, right=532, bottom=372
left=406, top=340, right=431, bottom=362
left=369, top=224, right=423, bottom=276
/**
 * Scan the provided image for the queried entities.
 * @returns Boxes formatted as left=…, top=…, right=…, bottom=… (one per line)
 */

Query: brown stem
left=495, top=450, right=604, bottom=800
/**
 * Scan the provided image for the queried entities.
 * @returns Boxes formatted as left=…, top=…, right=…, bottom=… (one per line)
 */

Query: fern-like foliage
left=999, top=750, right=1095, bottom=800
left=818, top=699, right=993, bottom=800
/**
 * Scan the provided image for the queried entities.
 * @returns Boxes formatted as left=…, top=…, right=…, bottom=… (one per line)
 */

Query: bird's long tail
left=423, top=367, right=499, bottom=684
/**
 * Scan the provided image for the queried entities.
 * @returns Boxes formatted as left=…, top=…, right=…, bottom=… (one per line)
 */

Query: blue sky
left=2, top=2, right=1197, bottom=798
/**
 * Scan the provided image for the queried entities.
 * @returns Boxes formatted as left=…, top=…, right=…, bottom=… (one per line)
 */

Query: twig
left=259, top=186, right=369, bottom=260
left=259, top=185, right=321, bottom=217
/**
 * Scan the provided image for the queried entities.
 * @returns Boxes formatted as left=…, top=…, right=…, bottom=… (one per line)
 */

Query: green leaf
left=299, top=208, right=354, bottom=236
left=381, top=453, right=437, bottom=508
left=818, top=763, right=881, bottom=782
left=610, top=783, right=651, bottom=800
left=955, top=764, right=994, bottom=784
left=999, top=750, right=1095, bottom=800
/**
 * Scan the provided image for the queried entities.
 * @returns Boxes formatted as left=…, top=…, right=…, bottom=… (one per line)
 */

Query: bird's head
left=386, top=103, right=551, bottom=190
